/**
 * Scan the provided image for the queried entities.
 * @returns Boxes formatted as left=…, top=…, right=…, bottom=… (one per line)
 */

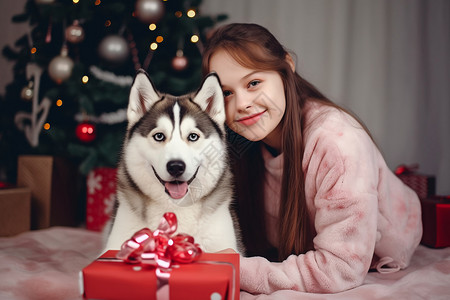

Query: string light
left=150, top=42, right=158, bottom=50
left=95, top=0, right=101, bottom=5
left=190, top=35, right=199, bottom=43
left=105, top=20, right=111, bottom=27
left=149, top=23, right=157, bottom=31
left=82, top=76, right=89, bottom=84
left=56, top=99, right=63, bottom=107
left=30, top=47, right=37, bottom=54
left=175, top=11, right=182, bottom=18
left=73, top=0, right=79, bottom=4
left=83, top=126, right=94, bottom=134
left=187, top=9, right=196, bottom=18
left=44, top=123, right=50, bottom=130
left=156, top=36, right=163, bottom=43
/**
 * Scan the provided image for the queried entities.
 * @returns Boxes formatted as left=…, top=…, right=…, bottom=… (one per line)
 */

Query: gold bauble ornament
left=20, top=82, right=34, bottom=101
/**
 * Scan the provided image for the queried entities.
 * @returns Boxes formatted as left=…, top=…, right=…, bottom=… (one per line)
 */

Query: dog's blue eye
left=188, top=133, right=199, bottom=142
left=153, top=133, right=165, bottom=142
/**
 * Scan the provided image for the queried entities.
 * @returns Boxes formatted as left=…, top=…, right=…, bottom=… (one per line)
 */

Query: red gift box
left=395, top=164, right=435, bottom=199
left=421, top=196, right=450, bottom=248
left=80, top=251, right=239, bottom=300
left=86, top=167, right=117, bottom=231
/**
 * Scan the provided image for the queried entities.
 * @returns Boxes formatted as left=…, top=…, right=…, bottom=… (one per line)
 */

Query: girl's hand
left=215, top=248, right=237, bottom=254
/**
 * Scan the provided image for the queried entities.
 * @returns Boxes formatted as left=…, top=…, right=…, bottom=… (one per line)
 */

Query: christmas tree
left=0, top=0, right=227, bottom=181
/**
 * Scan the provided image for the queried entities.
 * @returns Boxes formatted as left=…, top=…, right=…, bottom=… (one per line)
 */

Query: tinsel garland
left=74, top=108, right=127, bottom=125
left=89, top=66, right=133, bottom=87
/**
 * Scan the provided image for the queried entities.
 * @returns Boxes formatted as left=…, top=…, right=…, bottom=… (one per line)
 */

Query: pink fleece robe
left=240, top=101, right=423, bottom=294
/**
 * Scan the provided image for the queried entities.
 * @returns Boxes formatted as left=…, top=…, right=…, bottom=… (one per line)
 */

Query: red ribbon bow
left=116, top=212, right=202, bottom=269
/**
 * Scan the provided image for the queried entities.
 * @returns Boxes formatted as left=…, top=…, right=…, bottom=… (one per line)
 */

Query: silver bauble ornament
left=135, top=0, right=165, bottom=24
left=66, top=20, right=85, bottom=44
left=98, top=35, right=129, bottom=63
left=35, top=0, right=56, bottom=4
left=48, top=47, right=74, bottom=84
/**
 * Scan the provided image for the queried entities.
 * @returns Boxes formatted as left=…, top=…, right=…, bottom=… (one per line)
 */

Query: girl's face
left=209, top=50, right=286, bottom=150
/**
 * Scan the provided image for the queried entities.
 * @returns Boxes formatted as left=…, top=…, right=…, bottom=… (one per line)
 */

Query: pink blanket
left=0, top=227, right=449, bottom=299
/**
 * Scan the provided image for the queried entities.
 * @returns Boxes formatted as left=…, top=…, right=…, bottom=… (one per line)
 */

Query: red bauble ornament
left=76, top=122, right=96, bottom=143
left=171, top=56, right=188, bottom=71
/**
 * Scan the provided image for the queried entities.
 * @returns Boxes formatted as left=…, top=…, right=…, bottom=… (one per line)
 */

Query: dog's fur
left=105, top=70, right=242, bottom=253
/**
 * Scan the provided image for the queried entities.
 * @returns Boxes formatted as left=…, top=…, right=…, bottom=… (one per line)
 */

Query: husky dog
left=105, top=70, right=241, bottom=253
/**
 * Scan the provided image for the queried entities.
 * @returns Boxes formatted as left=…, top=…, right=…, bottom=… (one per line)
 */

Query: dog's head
left=122, top=70, right=227, bottom=206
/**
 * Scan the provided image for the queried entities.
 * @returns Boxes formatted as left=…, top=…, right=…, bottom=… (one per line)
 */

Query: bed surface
left=1, top=227, right=449, bottom=300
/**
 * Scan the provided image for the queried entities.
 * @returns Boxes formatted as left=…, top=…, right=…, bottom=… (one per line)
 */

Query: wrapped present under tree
left=17, top=155, right=79, bottom=229
left=395, top=164, right=436, bottom=199
left=86, top=167, right=117, bottom=232
left=420, top=196, right=450, bottom=248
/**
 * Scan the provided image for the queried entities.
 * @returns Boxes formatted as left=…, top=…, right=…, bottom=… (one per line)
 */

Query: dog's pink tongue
left=165, top=182, right=188, bottom=199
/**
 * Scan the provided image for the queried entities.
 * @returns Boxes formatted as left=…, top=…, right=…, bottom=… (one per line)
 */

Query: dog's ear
left=127, top=70, right=160, bottom=128
left=193, top=72, right=225, bottom=126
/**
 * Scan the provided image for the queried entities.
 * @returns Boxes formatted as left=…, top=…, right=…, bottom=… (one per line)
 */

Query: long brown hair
left=202, top=23, right=334, bottom=260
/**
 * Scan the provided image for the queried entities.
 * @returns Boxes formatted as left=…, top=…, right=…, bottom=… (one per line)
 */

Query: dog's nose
left=167, top=160, right=186, bottom=177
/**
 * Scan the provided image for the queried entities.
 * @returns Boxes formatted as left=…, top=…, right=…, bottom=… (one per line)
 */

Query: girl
left=202, top=23, right=422, bottom=295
